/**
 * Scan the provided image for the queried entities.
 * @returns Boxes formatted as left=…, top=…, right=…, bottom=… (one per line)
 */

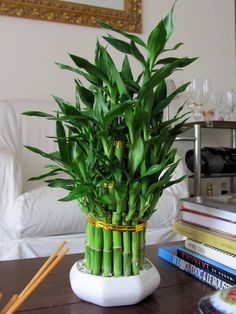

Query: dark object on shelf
left=185, top=147, right=236, bottom=174
left=221, top=182, right=229, bottom=195
left=206, top=182, right=213, bottom=196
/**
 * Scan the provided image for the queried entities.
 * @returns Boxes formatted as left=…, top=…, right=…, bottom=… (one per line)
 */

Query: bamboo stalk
left=85, top=222, right=91, bottom=271
left=112, top=212, right=122, bottom=277
left=92, top=226, right=103, bottom=275
left=87, top=222, right=95, bottom=274
left=122, top=220, right=131, bottom=276
left=138, top=228, right=146, bottom=270
left=131, top=219, right=140, bottom=275
left=103, top=214, right=112, bottom=276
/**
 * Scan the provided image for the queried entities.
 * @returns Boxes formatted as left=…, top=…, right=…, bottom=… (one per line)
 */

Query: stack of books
left=158, top=194, right=236, bottom=290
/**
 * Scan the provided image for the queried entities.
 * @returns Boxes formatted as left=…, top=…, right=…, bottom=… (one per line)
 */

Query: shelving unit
left=176, top=121, right=236, bottom=196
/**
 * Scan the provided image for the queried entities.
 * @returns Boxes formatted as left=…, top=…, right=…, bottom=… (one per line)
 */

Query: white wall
left=0, top=0, right=235, bottom=101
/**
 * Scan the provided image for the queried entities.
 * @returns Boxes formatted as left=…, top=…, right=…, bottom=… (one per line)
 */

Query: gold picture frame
left=0, top=0, right=142, bottom=33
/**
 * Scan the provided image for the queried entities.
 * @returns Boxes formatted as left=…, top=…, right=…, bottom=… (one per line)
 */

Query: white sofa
left=0, top=100, right=188, bottom=260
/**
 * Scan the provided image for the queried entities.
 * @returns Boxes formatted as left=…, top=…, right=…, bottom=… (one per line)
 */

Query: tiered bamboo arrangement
left=23, top=3, right=196, bottom=277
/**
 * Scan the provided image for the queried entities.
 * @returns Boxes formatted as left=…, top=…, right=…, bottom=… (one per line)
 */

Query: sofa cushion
left=12, top=183, right=183, bottom=238
left=14, top=186, right=86, bottom=238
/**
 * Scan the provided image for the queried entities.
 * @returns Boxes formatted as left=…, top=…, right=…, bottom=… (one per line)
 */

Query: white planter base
left=69, top=258, right=161, bottom=307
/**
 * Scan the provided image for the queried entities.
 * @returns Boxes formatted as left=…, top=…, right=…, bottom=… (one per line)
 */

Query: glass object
left=198, top=286, right=236, bottom=314
left=220, top=89, right=235, bottom=121
left=186, top=77, right=212, bottom=121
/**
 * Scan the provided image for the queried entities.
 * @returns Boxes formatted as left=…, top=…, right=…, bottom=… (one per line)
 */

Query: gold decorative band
left=87, top=215, right=146, bottom=232
left=102, top=182, right=114, bottom=189
left=113, top=140, right=126, bottom=148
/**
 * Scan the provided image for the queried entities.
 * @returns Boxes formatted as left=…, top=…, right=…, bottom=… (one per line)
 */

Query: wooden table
left=0, top=241, right=213, bottom=313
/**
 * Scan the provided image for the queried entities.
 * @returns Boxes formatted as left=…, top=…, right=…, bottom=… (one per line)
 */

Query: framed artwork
left=0, top=0, right=142, bottom=32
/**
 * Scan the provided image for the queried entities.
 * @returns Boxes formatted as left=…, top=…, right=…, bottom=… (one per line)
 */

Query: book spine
left=185, top=239, right=236, bottom=271
left=181, top=211, right=236, bottom=236
left=158, top=247, right=232, bottom=290
left=173, top=222, right=236, bottom=255
left=177, top=249, right=236, bottom=285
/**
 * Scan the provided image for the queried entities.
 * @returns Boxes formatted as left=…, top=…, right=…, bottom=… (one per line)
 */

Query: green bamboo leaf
left=46, top=178, right=75, bottom=190
left=141, top=164, right=163, bottom=178
left=163, top=42, right=184, bottom=53
left=99, top=46, right=128, bottom=96
left=94, top=38, right=100, bottom=67
left=156, top=57, right=198, bottom=67
left=97, top=194, right=113, bottom=205
left=56, top=62, right=101, bottom=86
left=161, top=159, right=181, bottom=180
left=164, top=175, right=188, bottom=189
left=153, top=80, right=167, bottom=104
left=53, top=96, right=80, bottom=116
left=128, top=136, right=144, bottom=176
left=124, top=108, right=135, bottom=144
left=94, top=89, right=107, bottom=123
left=103, top=35, right=131, bottom=54
left=153, top=82, right=190, bottom=115
left=25, top=147, right=72, bottom=173
left=25, top=145, right=61, bottom=162
left=44, top=164, right=62, bottom=171
left=132, top=107, right=149, bottom=134
left=146, top=176, right=170, bottom=195
left=75, top=80, right=94, bottom=109
left=163, top=0, right=176, bottom=40
left=139, top=58, right=194, bottom=98
left=69, top=54, right=108, bottom=83
left=103, top=100, right=135, bottom=129
left=121, top=55, right=133, bottom=82
left=130, top=41, right=145, bottom=66
left=156, top=57, right=178, bottom=65
left=75, top=81, right=81, bottom=110
left=166, top=148, right=177, bottom=164
left=128, top=181, right=142, bottom=206
left=97, top=20, right=147, bottom=48
left=114, top=184, right=127, bottom=201
left=59, top=185, right=90, bottom=201
left=22, top=111, right=54, bottom=118
left=56, top=118, right=70, bottom=163
left=124, top=81, right=140, bottom=94
left=147, top=20, right=167, bottom=67
left=28, top=169, right=61, bottom=181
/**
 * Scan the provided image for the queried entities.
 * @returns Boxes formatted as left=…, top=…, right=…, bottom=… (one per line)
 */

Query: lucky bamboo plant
left=24, top=3, right=196, bottom=277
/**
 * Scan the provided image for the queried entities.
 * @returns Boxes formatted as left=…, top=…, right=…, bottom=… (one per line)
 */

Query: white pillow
left=13, top=186, right=87, bottom=238
left=147, top=188, right=179, bottom=228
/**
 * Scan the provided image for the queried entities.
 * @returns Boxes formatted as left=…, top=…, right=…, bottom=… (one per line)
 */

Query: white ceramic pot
left=69, top=258, right=160, bottom=307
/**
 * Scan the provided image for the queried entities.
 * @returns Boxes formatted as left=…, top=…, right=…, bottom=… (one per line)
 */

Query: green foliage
left=23, top=4, right=196, bottom=224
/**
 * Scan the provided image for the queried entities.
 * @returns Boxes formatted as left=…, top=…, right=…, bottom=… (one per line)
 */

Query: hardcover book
left=173, top=221, right=236, bottom=254
left=158, top=245, right=231, bottom=290
left=180, top=194, right=236, bottom=221
left=180, top=209, right=236, bottom=236
left=177, top=246, right=236, bottom=285
left=185, top=239, right=236, bottom=270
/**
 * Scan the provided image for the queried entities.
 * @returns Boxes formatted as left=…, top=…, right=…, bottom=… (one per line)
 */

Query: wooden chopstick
left=19, top=240, right=67, bottom=299
left=0, top=295, right=18, bottom=314
left=1, top=241, right=68, bottom=314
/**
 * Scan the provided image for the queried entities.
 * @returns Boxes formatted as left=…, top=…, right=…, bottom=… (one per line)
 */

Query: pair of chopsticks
left=0, top=241, right=69, bottom=314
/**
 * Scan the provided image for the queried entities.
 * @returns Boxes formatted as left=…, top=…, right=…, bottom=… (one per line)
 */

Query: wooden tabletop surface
left=0, top=241, right=213, bottom=313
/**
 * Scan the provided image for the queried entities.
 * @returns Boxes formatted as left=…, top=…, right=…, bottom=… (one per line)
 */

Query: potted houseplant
left=23, top=2, right=196, bottom=307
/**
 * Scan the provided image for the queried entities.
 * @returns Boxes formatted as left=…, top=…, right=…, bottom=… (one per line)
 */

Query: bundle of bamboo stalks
left=23, top=2, right=195, bottom=277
